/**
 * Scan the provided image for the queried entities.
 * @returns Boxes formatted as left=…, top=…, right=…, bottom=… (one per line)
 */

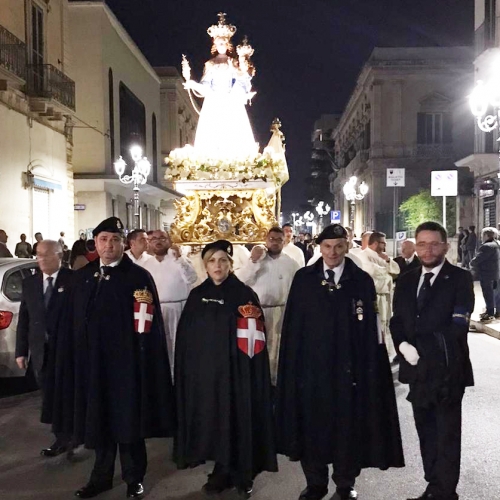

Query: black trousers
left=89, top=440, right=147, bottom=486
left=300, top=460, right=360, bottom=491
left=412, top=400, right=462, bottom=500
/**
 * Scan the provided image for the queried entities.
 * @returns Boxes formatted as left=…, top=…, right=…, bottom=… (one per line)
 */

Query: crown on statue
left=237, top=37, right=254, bottom=57
left=238, top=302, right=262, bottom=319
left=133, top=287, right=153, bottom=305
left=207, top=12, right=236, bottom=39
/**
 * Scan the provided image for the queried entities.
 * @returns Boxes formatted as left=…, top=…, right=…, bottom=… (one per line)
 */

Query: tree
left=399, top=189, right=456, bottom=236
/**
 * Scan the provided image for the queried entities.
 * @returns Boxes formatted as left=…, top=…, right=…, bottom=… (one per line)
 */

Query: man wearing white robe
left=282, top=223, right=305, bottom=267
left=125, top=229, right=152, bottom=266
left=357, top=231, right=399, bottom=359
left=236, top=227, right=300, bottom=384
left=142, top=230, right=197, bottom=375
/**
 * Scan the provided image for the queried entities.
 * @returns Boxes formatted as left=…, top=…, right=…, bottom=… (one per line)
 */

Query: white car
left=0, top=258, right=38, bottom=378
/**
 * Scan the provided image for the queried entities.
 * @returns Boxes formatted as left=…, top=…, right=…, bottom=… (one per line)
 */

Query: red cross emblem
left=236, top=317, right=266, bottom=358
left=134, top=302, right=154, bottom=333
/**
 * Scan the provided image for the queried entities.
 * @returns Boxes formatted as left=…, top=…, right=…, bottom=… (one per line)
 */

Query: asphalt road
left=1, top=332, right=499, bottom=500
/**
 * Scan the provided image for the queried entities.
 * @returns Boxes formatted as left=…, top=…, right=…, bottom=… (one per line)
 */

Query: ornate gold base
left=170, top=182, right=279, bottom=244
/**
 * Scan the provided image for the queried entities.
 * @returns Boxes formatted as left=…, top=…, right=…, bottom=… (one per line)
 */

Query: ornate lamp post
left=114, top=145, right=151, bottom=229
left=315, top=201, right=331, bottom=233
left=469, top=69, right=500, bottom=179
left=291, top=212, right=300, bottom=227
left=342, top=176, right=369, bottom=228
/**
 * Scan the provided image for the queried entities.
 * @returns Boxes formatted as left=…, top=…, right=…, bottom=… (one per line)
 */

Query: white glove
left=399, top=341, right=420, bottom=366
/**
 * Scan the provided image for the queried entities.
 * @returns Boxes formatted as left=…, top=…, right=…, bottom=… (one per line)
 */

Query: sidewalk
left=470, top=280, right=500, bottom=339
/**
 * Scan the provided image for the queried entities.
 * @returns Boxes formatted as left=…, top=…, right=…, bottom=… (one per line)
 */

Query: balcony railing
left=0, top=24, right=26, bottom=80
left=27, top=64, right=75, bottom=111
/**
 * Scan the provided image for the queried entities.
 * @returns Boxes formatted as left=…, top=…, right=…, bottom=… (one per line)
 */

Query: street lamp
left=315, top=201, right=331, bottom=233
left=114, top=145, right=151, bottom=229
left=342, top=176, right=369, bottom=228
left=469, top=65, right=500, bottom=179
left=291, top=212, right=300, bottom=226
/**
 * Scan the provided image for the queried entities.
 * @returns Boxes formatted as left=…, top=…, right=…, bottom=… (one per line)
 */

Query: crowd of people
left=5, top=216, right=478, bottom=500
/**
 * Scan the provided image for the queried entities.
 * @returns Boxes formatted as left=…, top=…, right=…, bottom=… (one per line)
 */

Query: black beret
left=201, top=239, right=233, bottom=259
left=316, top=224, right=348, bottom=244
left=92, top=217, right=125, bottom=237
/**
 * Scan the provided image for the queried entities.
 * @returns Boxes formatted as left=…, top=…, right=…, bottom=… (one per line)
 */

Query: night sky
left=102, top=0, right=474, bottom=213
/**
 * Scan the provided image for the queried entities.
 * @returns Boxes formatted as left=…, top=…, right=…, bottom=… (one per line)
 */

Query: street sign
left=386, top=168, right=405, bottom=187
left=431, top=170, right=457, bottom=197
left=74, top=204, right=86, bottom=211
left=396, top=231, right=407, bottom=241
left=330, top=210, right=341, bottom=223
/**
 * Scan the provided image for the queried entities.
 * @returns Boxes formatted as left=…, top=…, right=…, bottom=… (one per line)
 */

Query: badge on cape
left=133, top=287, right=154, bottom=334
left=237, top=302, right=265, bottom=358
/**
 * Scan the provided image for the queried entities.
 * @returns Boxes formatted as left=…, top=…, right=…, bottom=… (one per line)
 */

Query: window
left=486, top=0, right=497, bottom=48
left=152, top=113, right=158, bottom=182
left=109, top=69, right=115, bottom=165
left=417, top=113, right=452, bottom=144
left=119, top=82, right=146, bottom=168
left=30, top=3, right=44, bottom=92
left=484, top=196, right=497, bottom=227
left=111, top=198, right=117, bottom=217
left=3, top=270, right=24, bottom=302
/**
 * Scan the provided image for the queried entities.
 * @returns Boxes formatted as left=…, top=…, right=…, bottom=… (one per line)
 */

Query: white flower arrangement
left=165, top=145, right=286, bottom=184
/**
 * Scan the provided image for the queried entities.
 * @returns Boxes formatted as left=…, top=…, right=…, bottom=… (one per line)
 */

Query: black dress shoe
left=74, top=483, right=112, bottom=498
left=40, top=442, right=68, bottom=457
left=236, top=482, right=253, bottom=499
left=336, top=487, right=358, bottom=499
left=126, top=482, right=144, bottom=498
left=202, top=474, right=233, bottom=495
left=298, top=486, right=329, bottom=500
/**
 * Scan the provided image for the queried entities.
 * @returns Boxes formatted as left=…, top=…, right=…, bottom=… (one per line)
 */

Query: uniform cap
left=92, top=217, right=125, bottom=237
left=316, top=224, right=348, bottom=244
left=202, top=239, right=233, bottom=259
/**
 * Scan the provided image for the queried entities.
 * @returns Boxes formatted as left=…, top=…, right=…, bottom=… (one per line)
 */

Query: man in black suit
left=15, top=239, right=73, bottom=456
left=471, top=227, right=500, bottom=322
left=394, top=240, right=421, bottom=276
left=391, top=221, right=474, bottom=500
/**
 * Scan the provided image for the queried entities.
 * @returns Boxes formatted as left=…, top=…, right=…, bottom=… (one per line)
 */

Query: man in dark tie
left=52, top=217, right=175, bottom=499
left=394, top=240, right=421, bottom=276
left=391, top=221, right=474, bottom=500
left=15, top=239, right=73, bottom=456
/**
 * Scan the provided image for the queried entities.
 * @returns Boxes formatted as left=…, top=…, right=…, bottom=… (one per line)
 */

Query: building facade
left=456, top=0, right=500, bottom=230
left=0, top=0, right=75, bottom=249
left=68, top=1, right=180, bottom=237
left=331, top=47, right=474, bottom=237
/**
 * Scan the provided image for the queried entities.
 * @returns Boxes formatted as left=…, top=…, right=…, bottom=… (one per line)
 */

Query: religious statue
left=182, top=13, right=258, bottom=160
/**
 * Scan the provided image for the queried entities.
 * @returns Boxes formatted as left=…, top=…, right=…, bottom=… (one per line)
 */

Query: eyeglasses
left=416, top=242, right=445, bottom=250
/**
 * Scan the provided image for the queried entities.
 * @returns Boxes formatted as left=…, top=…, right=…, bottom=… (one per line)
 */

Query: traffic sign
left=331, top=210, right=341, bottom=223
left=431, top=170, right=457, bottom=197
left=387, top=168, right=405, bottom=187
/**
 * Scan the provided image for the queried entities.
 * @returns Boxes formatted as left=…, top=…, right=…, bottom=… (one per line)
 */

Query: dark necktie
left=417, top=272, right=433, bottom=312
left=44, top=276, right=54, bottom=308
left=326, top=269, right=335, bottom=283
left=101, top=265, right=111, bottom=276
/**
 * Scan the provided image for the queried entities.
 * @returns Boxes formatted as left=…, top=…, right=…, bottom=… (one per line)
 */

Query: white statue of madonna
left=183, top=13, right=258, bottom=160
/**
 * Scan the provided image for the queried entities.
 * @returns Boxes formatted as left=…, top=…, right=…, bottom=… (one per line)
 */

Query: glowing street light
left=114, top=145, right=151, bottom=229
left=342, top=176, right=369, bottom=227
left=315, top=201, right=331, bottom=232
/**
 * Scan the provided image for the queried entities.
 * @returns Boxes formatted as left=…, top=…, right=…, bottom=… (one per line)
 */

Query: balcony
left=26, top=63, right=75, bottom=115
left=0, top=24, right=26, bottom=86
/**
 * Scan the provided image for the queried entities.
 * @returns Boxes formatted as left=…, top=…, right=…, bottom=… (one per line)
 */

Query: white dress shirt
left=125, top=249, right=152, bottom=266
left=323, top=259, right=345, bottom=284
left=43, top=270, right=59, bottom=293
left=282, top=241, right=305, bottom=267
left=417, top=260, right=445, bottom=296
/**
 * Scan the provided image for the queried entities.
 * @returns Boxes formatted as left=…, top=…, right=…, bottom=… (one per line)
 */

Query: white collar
left=420, top=259, right=445, bottom=278
left=323, top=258, right=345, bottom=277
left=43, top=269, right=60, bottom=281
left=100, top=258, right=121, bottom=268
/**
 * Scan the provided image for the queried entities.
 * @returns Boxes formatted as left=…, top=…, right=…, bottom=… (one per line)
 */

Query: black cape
left=52, top=255, right=175, bottom=447
left=174, top=273, right=277, bottom=482
left=276, top=257, right=404, bottom=470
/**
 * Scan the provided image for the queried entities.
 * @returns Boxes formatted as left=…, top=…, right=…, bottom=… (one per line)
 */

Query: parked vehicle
left=0, top=258, right=38, bottom=378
